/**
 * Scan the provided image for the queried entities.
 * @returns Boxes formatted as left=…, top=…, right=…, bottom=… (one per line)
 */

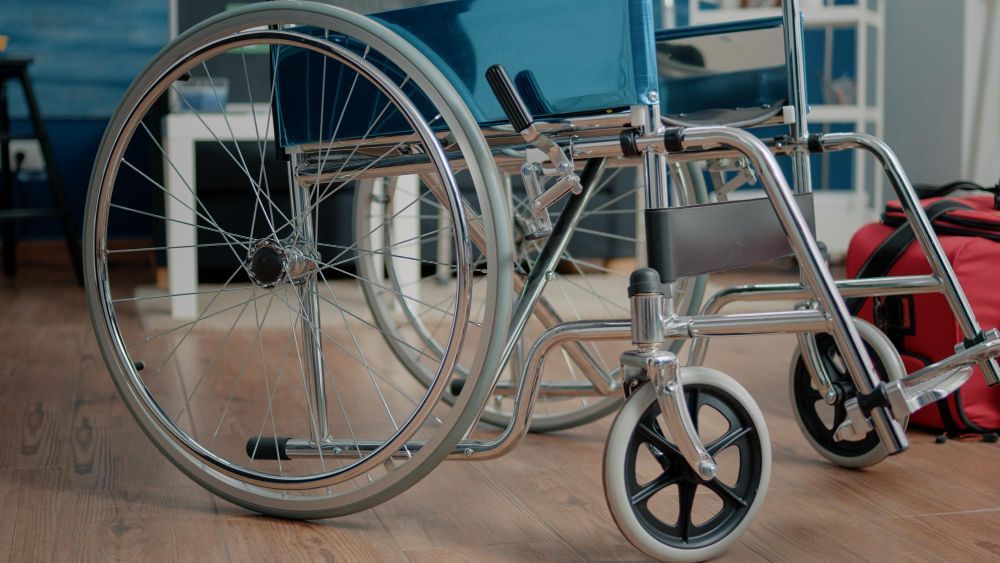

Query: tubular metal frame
left=287, top=113, right=1000, bottom=464
left=281, top=0, right=1000, bottom=471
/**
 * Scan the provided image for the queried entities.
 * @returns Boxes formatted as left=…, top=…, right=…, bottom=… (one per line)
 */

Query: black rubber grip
left=628, top=268, right=663, bottom=297
left=619, top=128, right=640, bottom=158
left=485, top=64, right=534, bottom=133
left=663, top=127, right=685, bottom=153
left=246, top=436, right=291, bottom=461
left=807, top=133, right=825, bottom=154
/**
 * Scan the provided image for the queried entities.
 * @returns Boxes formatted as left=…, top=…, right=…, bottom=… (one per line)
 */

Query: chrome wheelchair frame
left=84, top=0, right=1000, bottom=560
left=287, top=0, right=1000, bottom=463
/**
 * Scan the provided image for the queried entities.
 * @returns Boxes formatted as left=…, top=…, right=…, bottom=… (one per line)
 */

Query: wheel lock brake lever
left=486, top=64, right=582, bottom=239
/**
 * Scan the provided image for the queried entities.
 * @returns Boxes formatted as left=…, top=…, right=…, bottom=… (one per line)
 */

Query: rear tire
left=789, top=318, right=907, bottom=469
left=85, top=1, right=512, bottom=518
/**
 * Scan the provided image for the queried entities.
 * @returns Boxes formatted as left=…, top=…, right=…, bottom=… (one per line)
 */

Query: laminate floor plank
left=218, top=505, right=405, bottom=562
left=371, top=462, right=563, bottom=551
left=0, top=468, right=65, bottom=563
left=2, top=261, right=998, bottom=561
left=402, top=541, right=586, bottom=563
left=51, top=486, right=229, bottom=563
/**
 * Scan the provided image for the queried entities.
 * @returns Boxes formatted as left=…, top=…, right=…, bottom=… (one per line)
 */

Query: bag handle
left=913, top=179, right=1000, bottom=208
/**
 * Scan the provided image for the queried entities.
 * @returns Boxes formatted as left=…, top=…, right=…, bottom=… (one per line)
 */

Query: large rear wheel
left=85, top=2, right=512, bottom=518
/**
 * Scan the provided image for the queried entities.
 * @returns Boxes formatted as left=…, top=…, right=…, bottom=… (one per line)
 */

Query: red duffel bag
left=845, top=184, right=1000, bottom=436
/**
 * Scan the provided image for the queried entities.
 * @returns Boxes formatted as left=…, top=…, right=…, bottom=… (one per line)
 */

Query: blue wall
left=3, top=0, right=168, bottom=238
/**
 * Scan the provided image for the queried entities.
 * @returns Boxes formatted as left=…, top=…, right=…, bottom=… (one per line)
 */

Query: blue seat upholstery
left=656, top=17, right=788, bottom=120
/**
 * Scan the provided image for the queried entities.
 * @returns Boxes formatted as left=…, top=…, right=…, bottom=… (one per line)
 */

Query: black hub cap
left=792, top=334, right=891, bottom=458
left=624, top=384, right=763, bottom=549
left=248, top=243, right=285, bottom=287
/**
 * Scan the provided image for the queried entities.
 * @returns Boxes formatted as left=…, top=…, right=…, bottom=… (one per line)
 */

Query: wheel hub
left=246, top=239, right=318, bottom=288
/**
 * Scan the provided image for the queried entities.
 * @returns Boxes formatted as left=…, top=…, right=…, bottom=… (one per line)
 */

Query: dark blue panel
left=9, top=118, right=157, bottom=239
left=804, top=26, right=858, bottom=105
left=2, top=0, right=168, bottom=118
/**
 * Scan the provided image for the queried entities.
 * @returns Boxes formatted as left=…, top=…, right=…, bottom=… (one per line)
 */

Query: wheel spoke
left=636, top=422, right=682, bottom=459
left=572, top=226, right=642, bottom=244
left=706, top=425, right=752, bottom=456
left=112, top=285, right=256, bottom=304
left=686, top=387, right=700, bottom=433
left=630, top=471, right=682, bottom=506
left=109, top=203, right=252, bottom=244
left=677, top=480, right=696, bottom=542
left=832, top=404, right=847, bottom=432
left=704, top=477, right=749, bottom=508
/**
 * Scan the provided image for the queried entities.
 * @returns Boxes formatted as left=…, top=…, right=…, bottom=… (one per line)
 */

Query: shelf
left=691, top=5, right=882, bottom=27
left=0, top=132, right=38, bottom=142
left=0, top=208, right=61, bottom=221
left=809, top=105, right=882, bottom=123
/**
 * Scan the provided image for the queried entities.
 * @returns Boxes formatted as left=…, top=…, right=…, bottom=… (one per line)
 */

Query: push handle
left=485, top=64, right=534, bottom=133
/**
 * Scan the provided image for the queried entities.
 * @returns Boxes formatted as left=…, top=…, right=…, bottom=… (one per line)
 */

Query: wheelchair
left=84, top=0, right=1000, bottom=560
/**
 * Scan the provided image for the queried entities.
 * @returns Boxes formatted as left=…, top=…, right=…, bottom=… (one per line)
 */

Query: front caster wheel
left=604, top=367, right=771, bottom=562
left=789, top=318, right=907, bottom=469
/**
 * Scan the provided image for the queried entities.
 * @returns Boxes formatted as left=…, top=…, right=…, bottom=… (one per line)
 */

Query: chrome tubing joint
left=623, top=269, right=717, bottom=479
left=667, top=124, right=909, bottom=456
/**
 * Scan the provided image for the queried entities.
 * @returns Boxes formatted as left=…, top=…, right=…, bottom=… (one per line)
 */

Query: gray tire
left=789, top=318, right=907, bottom=469
left=604, top=368, right=771, bottom=562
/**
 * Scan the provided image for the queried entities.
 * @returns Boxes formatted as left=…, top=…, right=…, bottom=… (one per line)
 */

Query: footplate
left=834, top=330, right=1000, bottom=441
left=883, top=366, right=974, bottom=417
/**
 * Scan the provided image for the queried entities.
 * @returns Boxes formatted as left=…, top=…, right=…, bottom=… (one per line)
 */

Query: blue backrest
left=272, top=1, right=791, bottom=148
left=371, top=0, right=659, bottom=123
left=274, top=0, right=658, bottom=148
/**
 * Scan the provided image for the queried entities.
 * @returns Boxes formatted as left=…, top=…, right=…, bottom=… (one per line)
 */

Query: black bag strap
left=914, top=181, right=984, bottom=199
left=846, top=199, right=974, bottom=315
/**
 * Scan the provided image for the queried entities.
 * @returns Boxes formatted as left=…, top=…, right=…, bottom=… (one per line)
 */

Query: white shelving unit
left=685, top=0, right=886, bottom=255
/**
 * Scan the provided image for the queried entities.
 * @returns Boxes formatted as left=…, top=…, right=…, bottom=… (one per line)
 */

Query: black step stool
left=0, top=58, right=83, bottom=285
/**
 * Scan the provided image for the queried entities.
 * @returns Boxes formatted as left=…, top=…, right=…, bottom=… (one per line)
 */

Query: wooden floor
left=2, top=251, right=999, bottom=562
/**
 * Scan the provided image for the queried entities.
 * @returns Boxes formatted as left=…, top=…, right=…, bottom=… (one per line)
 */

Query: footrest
left=834, top=332, right=1000, bottom=440
left=246, top=436, right=291, bottom=460
left=883, top=365, right=974, bottom=418
left=883, top=330, right=1000, bottom=419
